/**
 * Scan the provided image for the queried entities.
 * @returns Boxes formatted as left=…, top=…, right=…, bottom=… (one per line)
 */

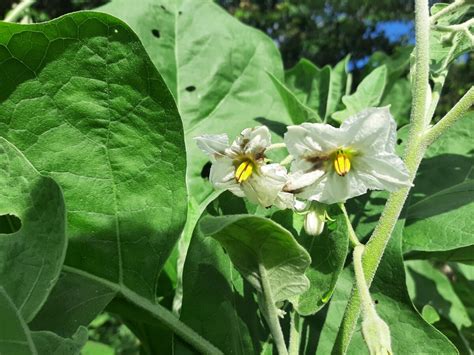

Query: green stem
left=352, top=246, right=373, bottom=316
left=339, top=203, right=362, bottom=247
left=430, top=0, right=465, bottom=25
left=334, top=1, right=431, bottom=353
left=63, top=266, right=223, bottom=355
left=289, top=310, right=301, bottom=355
left=4, top=0, right=35, bottom=22
left=258, top=263, right=289, bottom=355
left=422, top=86, right=474, bottom=147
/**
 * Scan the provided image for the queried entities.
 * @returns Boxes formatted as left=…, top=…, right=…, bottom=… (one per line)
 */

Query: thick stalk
left=259, top=263, right=289, bottom=355
left=289, top=310, right=301, bottom=355
left=333, top=1, right=431, bottom=353
left=4, top=0, right=35, bottom=22
left=63, top=266, right=223, bottom=355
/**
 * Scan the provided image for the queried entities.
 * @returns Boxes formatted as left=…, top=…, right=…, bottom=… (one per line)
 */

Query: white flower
left=284, top=107, right=411, bottom=204
left=195, top=126, right=293, bottom=208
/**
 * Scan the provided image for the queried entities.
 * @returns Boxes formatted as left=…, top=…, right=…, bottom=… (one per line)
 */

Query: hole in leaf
left=397, top=138, right=403, bottom=145
left=185, top=85, right=196, bottom=92
left=374, top=299, right=379, bottom=304
left=201, top=161, right=212, bottom=179
left=151, top=29, right=161, bottom=38
left=0, top=214, right=22, bottom=234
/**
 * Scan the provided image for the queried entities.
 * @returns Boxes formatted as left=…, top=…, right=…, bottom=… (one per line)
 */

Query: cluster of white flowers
left=196, top=107, right=411, bottom=235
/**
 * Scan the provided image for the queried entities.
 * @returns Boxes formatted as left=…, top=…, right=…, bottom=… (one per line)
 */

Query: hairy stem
left=339, top=203, right=362, bottom=247
left=4, top=0, right=35, bottom=22
left=352, top=246, right=373, bottom=315
left=259, top=263, right=288, bottom=355
left=289, top=310, right=301, bottom=355
left=422, top=86, right=474, bottom=147
left=333, top=1, right=431, bottom=353
left=430, top=0, right=465, bottom=25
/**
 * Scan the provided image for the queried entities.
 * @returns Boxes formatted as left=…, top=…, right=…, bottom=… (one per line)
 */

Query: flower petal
left=285, top=123, right=342, bottom=158
left=227, top=126, right=272, bottom=157
left=342, top=107, right=397, bottom=154
left=194, top=134, right=229, bottom=160
left=298, top=170, right=368, bottom=204
left=286, top=169, right=326, bottom=192
left=274, top=191, right=295, bottom=210
left=355, top=154, right=411, bottom=191
left=242, top=163, right=287, bottom=207
left=209, top=157, right=241, bottom=193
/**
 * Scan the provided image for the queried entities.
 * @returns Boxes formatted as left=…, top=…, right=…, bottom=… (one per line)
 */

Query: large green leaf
left=0, top=138, right=66, bottom=322
left=332, top=65, right=388, bottom=123
left=404, top=116, right=474, bottom=252
left=30, top=272, right=117, bottom=337
left=0, top=12, right=187, bottom=302
left=200, top=215, right=311, bottom=305
left=178, top=218, right=268, bottom=354
left=317, top=226, right=457, bottom=354
left=0, top=288, right=36, bottom=355
left=271, top=208, right=349, bottom=316
left=97, top=0, right=292, bottom=206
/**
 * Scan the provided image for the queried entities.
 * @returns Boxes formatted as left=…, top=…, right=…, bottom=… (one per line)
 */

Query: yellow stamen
left=235, top=160, right=253, bottom=183
left=334, top=150, right=351, bottom=176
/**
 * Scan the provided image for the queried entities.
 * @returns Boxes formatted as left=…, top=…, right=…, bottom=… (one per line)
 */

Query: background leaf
left=404, top=116, right=474, bottom=252
left=332, top=65, right=388, bottom=123
left=0, top=138, right=66, bottom=322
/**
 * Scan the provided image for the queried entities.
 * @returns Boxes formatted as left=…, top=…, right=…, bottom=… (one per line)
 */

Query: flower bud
left=361, top=310, right=393, bottom=355
left=304, top=210, right=325, bottom=236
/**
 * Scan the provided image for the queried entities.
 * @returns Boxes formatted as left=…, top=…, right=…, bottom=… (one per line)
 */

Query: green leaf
left=281, top=56, right=349, bottom=122
left=406, top=245, right=474, bottom=265
left=332, top=65, right=388, bottom=123
left=30, top=272, right=117, bottom=338
left=380, top=78, right=412, bottom=126
left=81, top=341, right=115, bottom=355
left=0, top=138, right=66, bottom=322
left=271, top=207, right=349, bottom=316
left=31, top=327, right=88, bottom=355
left=430, top=3, right=473, bottom=74
left=0, top=288, right=36, bottom=355
left=200, top=215, right=311, bottom=304
left=406, top=260, right=471, bottom=331
left=178, top=218, right=268, bottom=354
left=317, top=226, right=457, bottom=354
left=284, top=59, right=331, bottom=121
left=0, top=12, right=187, bottom=302
left=404, top=116, right=474, bottom=252
left=268, top=71, right=321, bottom=124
